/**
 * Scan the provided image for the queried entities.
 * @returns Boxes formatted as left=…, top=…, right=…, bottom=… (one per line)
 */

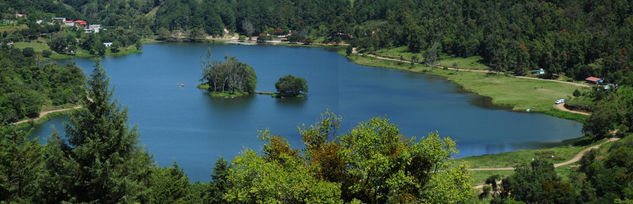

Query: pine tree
left=0, top=127, right=41, bottom=202
left=38, top=61, right=152, bottom=203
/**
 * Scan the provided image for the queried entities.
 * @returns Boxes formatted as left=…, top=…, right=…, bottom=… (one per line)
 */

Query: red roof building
left=585, top=76, right=602, bottom=84
left=74, top=20, right=87, bottom=27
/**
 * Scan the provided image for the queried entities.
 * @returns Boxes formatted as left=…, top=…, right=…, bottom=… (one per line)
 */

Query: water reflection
left=206, top=94, right=255, bottom=110
left=275, top=96, right=307, bottom=107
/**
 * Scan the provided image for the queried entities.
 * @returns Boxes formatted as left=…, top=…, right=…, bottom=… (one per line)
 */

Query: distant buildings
left=536, top=68, right=545, bottom=75
left=103, top=42, right=113, bottom=47
left=52, top=17, right=102, bottom=34
left=16, top=13, right=26, bottom=18
left=52, top=17, right=66, bottom=23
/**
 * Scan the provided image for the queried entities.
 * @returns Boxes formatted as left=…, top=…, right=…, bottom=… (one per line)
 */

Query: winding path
left=11, top=106, right=82, bottom=125
left=472, top=138, right=620, bottom=189
left=470, top=138, right=619, bottom=171
left=555, top=103, right=591, bottom=116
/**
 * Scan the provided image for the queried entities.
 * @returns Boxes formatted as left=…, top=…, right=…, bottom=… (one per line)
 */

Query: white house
left=103, top=42, right=113, bottom=47
left=536, top=68, right=545, bottom=75
left=52, top=17, right=66, bottom=22
left=88, top=24, right=101, bottom=33
left=64, top=20, right=74, bottom=26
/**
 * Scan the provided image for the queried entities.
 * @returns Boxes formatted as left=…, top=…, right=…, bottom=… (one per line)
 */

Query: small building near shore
left=64, top=20, right=74, bottom=26
left=536, top=68, right=545, bottom=75
left=103, top=42, right=113, bottom=47
left=585, top=76, right=603, bottom=84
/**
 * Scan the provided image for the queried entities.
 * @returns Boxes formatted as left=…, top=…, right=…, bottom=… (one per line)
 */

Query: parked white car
left=554, top=99, right=566, bottom=104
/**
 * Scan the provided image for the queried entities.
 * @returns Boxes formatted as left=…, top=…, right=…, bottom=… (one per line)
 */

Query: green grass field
left=374, top=46, right=490, bottom=70
left=437, top=56, right=489, bottom=70
left=343, top=52, right=589, bottom=121
left=12, top=41, right=51, bottom=53
left=456, top=144, right=587, bottom=169
left=0, top=24, right=27, bottom=32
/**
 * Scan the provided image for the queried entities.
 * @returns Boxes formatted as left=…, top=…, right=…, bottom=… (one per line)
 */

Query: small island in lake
left=274, top=75, right=308, bottom=98
left=198, top=52, right=257, bottom=98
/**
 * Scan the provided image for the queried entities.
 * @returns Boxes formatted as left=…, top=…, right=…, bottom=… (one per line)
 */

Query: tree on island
left=275, top=75, right=308, bottom=97
left=200, top=49, right=257, bottom=97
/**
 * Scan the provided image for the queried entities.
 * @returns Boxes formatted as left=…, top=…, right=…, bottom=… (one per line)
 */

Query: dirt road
left=11, top=106, right=82, bottom=125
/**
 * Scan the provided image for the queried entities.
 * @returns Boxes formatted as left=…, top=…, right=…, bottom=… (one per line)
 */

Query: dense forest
left=3, top=0, right=631, bottom=85
left=0, top=45, right=85, bottom=125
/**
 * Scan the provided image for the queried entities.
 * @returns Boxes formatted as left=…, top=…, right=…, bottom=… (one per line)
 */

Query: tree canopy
left=200, top=50, right=257, bottom=96
left=275, top=75, right=308, bottom=97
left=37, top=62, right=152, bottom=203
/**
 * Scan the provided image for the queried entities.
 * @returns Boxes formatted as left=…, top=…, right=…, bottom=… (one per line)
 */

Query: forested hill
left=2, top=0, right=631, bottom=86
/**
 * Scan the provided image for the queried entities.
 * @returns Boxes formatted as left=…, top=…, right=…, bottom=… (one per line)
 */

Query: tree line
left=3, top=0, right=632, bottom=87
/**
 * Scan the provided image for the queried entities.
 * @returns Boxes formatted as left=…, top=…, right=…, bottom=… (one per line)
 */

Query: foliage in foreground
left=37, top=62, right=153, bottom=203
left=219, top=112, right=473, bottom=203
left=480, top=135, right=633, bottom=203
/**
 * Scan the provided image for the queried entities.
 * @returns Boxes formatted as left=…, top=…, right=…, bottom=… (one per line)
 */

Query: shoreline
left=35, top=39, right=591, bottom=158
left=337, top=51, right=589, bottom=122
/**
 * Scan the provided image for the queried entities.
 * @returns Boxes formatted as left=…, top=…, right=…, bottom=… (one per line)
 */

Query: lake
left=30, top=43, right=582, bottom=182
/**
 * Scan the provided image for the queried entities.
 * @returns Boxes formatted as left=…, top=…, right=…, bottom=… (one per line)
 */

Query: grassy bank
left=48, top=44, right=142, bottom=60
left=456, top=144, right=587, bottom=169
left=458, top=137, right=617, bottom=185
left=342, top=52, right=588, bottom=122
left=374, top=46, right=490, bottom=70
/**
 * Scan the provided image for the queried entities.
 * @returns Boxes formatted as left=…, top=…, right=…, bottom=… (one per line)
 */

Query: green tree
left=21, top=47, right=34, bottom=57
left=204, top=157, right=229, bottom=203
left=224, top=149, right=342, bottom=203
left=275, top=75, right=308, bottom=97
left=42, top=50, right=52, bottom=58
left=110, top=41, right=120, bottom=53
left=338, top=117, right=471, bottom=203
left=49, top=32, right=76, bottom=54
left=0, top=127, right=41, bottom=202
left=500, top=160, right=575, bottom=203
left=157, top=27, right=171, bottom=40
left=148, top=163, right=190, bottom=203
left=188, top=27, right=206, bottom=42
left=201, top=49, right=257, bottom=95
left=37, top=62, right=152, bottom=203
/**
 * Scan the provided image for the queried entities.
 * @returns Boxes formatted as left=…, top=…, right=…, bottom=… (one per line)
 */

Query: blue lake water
left=29, top=43, right=582, bottom=182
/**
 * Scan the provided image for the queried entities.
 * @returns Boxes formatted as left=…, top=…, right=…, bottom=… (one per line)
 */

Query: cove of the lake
left=30, top=43, right=582, bottom=182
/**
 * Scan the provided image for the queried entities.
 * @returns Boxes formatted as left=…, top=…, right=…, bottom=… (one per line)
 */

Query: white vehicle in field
left=554, top=99, right=566, bottom=104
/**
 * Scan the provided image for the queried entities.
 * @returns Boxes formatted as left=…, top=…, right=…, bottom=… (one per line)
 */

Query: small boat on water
left=177, top=83, right=184, bottom=87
